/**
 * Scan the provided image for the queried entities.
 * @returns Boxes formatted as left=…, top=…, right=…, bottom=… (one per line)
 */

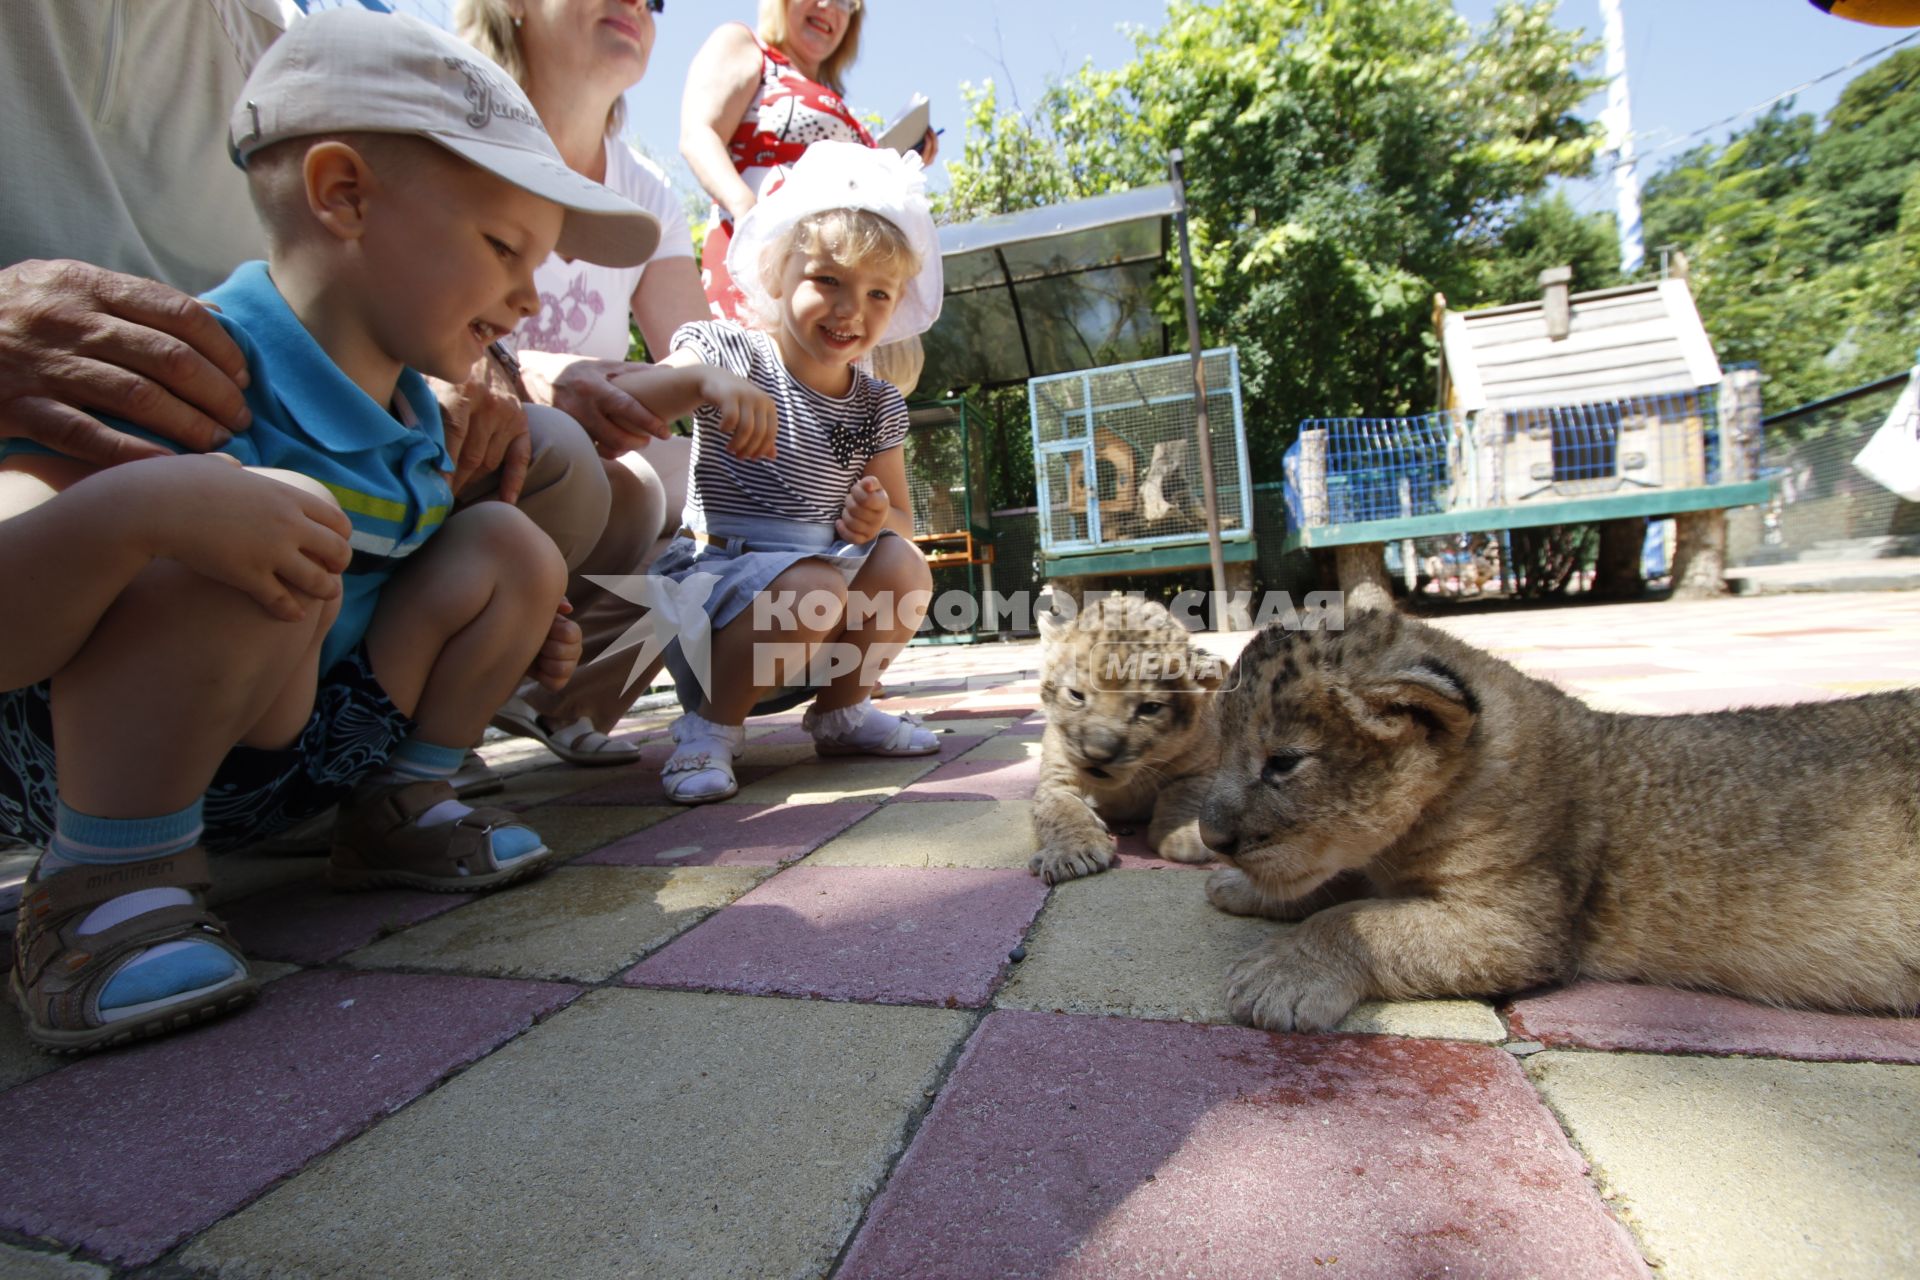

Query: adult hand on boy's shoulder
left=437, top=365, right=531, bottom=504
left=0, top=260, right=252, bottom=465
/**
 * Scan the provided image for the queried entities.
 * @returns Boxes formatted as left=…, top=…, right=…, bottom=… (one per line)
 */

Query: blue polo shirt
left=2, top=260, right=454, bottom=675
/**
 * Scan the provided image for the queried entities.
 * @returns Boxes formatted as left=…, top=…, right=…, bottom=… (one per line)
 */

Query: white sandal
left=805, top=700, right=940, bottom=758
left=661, top=713, right=746, bottom=805
left=491, top=696, right=640, bottom=767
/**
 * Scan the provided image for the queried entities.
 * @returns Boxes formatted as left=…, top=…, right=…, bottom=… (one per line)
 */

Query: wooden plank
left=1044, top=537, right=1258, bottom=577
left=1279, top=480, right=1774, bottom=551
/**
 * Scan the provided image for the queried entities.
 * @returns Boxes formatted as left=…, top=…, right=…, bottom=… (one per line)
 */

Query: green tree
left=938, top=0, right=1602, bottom=481
left=1463, top=191, right=1623, bottom=306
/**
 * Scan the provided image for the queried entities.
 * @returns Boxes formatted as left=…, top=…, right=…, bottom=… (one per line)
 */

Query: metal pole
left=1169, top=148, right=1230, bottom=626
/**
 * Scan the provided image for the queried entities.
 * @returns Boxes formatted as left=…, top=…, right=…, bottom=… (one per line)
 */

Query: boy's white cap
left=728, top=141, right=944, bottom=343
left=229, top=7, right=660, bottom=268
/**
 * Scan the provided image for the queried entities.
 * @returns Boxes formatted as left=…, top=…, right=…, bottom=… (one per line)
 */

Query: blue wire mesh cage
left=1285, top=383, right=1740, bottom=531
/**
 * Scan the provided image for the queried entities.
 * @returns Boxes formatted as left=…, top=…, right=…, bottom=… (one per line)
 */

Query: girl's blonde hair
left=759, top=208, right=921, bottom=316
left=454, top=0, right=626, bottom=136
left=757, top=0, right=863, bottom=98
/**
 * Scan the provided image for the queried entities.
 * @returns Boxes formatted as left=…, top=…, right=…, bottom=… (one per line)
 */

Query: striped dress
left=672, top=320, right=907, bottom=531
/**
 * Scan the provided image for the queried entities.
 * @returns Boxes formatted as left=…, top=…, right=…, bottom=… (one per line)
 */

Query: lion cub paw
left=1154, top=824, right=1215, bottom=865
left=1225, top=938, right=1364, bottom=1033
left=1029, top=839, right=1116, bottom=885
left=1205, top=867, right=1271, bottom=917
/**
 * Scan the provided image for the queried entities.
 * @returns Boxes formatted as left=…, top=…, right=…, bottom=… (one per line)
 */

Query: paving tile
left=549, top=760, right=781, bottom=807
left=343, top=865, right=765, bottom=983
left=496, top=762, right=647, bottom=810
left=1004, top=713, right=1048, bottom=736
left=997, top=872, right=1504, bottom=1039
left=223, top=881, right=470, bottom=965
left=205, top=852, right=326, bottom=907
left=996, top=869, right=1266, bottom=1022
left=957, top=733, right=1043, bottom=762
left=0, top=1013, right=66, bottom=1093
left=728, top=752, right=954, bottom=805
left=578, top=801, right=878, bottom=867
left=182, top=990, right=972, bottom=1280
left=628, top=865, right=1047, bottom=1007
left=839, top=1011, right=1645, bottom=1279
left=512, top=802, right=678, bottom=858
left=809, top=799, right=1035, bottom=869
left=1529, top=1050, right=1920, bottom=1279
left=0, top=969, right=575, bottom=1266
left=892, top=752, right=1038, bottom=801
left=1508, top=981, right=1920, bottom=1063
left=1112, top=829, right=1224, bottom=870
left=0, top=1246, right=109, bottom=1280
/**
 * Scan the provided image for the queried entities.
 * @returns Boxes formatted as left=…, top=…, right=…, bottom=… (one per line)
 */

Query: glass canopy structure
left=919, top=184, right=1179, bottom=395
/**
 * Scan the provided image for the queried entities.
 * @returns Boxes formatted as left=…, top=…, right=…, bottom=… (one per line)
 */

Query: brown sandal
left=9, top=847, right=258, bottom=1055
left=328, top=777, right=558, bottom=893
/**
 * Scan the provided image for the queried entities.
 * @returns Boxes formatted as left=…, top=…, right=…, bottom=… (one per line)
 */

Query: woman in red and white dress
left=680, top=0, right=939, bottom=322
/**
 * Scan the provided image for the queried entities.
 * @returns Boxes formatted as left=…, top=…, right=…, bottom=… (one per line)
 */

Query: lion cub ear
left=1356, top=658, right=1478, bottom=742
left=1037, top=605, right=1073, bottom=647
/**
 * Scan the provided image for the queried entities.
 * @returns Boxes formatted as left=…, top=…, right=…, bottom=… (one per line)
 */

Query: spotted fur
left=1029, top=597, right=1224, bottom=885
left=1200, top=608, right=1920, bottom=1033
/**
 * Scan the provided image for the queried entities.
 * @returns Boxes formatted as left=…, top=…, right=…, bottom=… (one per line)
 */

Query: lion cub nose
left=1080, top=731, right=1125, bottom=763
left=1199, top=821, right=1237, bottom=858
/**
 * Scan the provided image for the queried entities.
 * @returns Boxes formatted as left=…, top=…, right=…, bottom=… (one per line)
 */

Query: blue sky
left=396, top=1, right=1916, bottom=212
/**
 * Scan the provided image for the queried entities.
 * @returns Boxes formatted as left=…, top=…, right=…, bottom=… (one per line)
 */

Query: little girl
left=641, top=141, right=945, bottom=804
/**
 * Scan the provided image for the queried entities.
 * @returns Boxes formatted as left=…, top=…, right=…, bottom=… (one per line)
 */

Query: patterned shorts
left=0, top=644, right=412, bottom=853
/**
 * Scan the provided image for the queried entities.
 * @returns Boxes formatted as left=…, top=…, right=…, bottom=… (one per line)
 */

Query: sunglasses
left=645, top=0, right=663, bottom=11
left=819, top=0, right=861, bottom=12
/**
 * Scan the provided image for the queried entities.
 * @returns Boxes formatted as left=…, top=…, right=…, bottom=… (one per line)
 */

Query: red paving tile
left=0, top=970, right=577, bottom=1266
left=839, top=1012, right=1647, bottom=1280
left=224, top=880, right=471, bottom=964
left=1507, top=981, right=1920, bottom=1063
left=625, top=865, right=1046, bottom=1007
left=1113, top=830, right=1224, bottom=870
left=576, top=801, right=877, bottom=867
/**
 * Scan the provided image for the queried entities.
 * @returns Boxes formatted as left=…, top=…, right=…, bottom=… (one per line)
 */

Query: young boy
left=0, top=8, right=662, bottom=1053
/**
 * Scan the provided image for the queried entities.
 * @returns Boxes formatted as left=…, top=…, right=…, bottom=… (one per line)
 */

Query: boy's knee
left=451, top=501, right=568, bottom=597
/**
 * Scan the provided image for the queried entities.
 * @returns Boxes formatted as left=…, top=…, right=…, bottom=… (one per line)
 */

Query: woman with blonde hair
left=680, top=0, right=939, bottom=326
left=454, top=0, right=710, bottom=770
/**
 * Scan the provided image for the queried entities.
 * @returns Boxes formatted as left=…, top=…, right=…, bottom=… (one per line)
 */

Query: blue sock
left=369, top=735, right=543, bottom=867
left=40, top=799, right=244, bottom=1018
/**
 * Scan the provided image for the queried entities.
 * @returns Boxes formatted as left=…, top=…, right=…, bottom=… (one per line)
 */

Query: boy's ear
left=303, top=141, right=376, bottom=243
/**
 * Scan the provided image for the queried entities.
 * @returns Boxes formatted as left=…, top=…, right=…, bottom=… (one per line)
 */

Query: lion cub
left=1200, top=608, right=1920, bottom=1032
left=1030, top=596, right=1224, bottom=884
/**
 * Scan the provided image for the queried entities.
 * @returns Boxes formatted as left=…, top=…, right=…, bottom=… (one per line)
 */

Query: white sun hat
left=228, top=7, right=660, bottom=268
left=727, top=140, right=944, bottom=342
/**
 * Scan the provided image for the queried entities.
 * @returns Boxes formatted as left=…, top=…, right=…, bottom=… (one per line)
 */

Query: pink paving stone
left=1506, top=980, right=1920, bottom=1063
left=839, top=1011, right=1647, bottom=1280
left=893, top=754, right=1039, bottom=801
left=576, top=801, right=878, bottom=867
left=223, top=880, right=471, bottom=964
left=1005, top=714, right=1048, bottom=737
left=1113, top=829, right=1224, bottom=870
left=625, top=865, right=1046, bottom=1006
left=0, top=969, right=576, bottom=1266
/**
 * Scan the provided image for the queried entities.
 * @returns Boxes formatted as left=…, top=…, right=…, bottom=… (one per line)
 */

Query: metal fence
left=1728, top=373, right=1918, bottom=564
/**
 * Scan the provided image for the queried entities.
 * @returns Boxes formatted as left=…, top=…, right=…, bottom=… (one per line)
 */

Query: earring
left=512, top=13, right=523, bottom=27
